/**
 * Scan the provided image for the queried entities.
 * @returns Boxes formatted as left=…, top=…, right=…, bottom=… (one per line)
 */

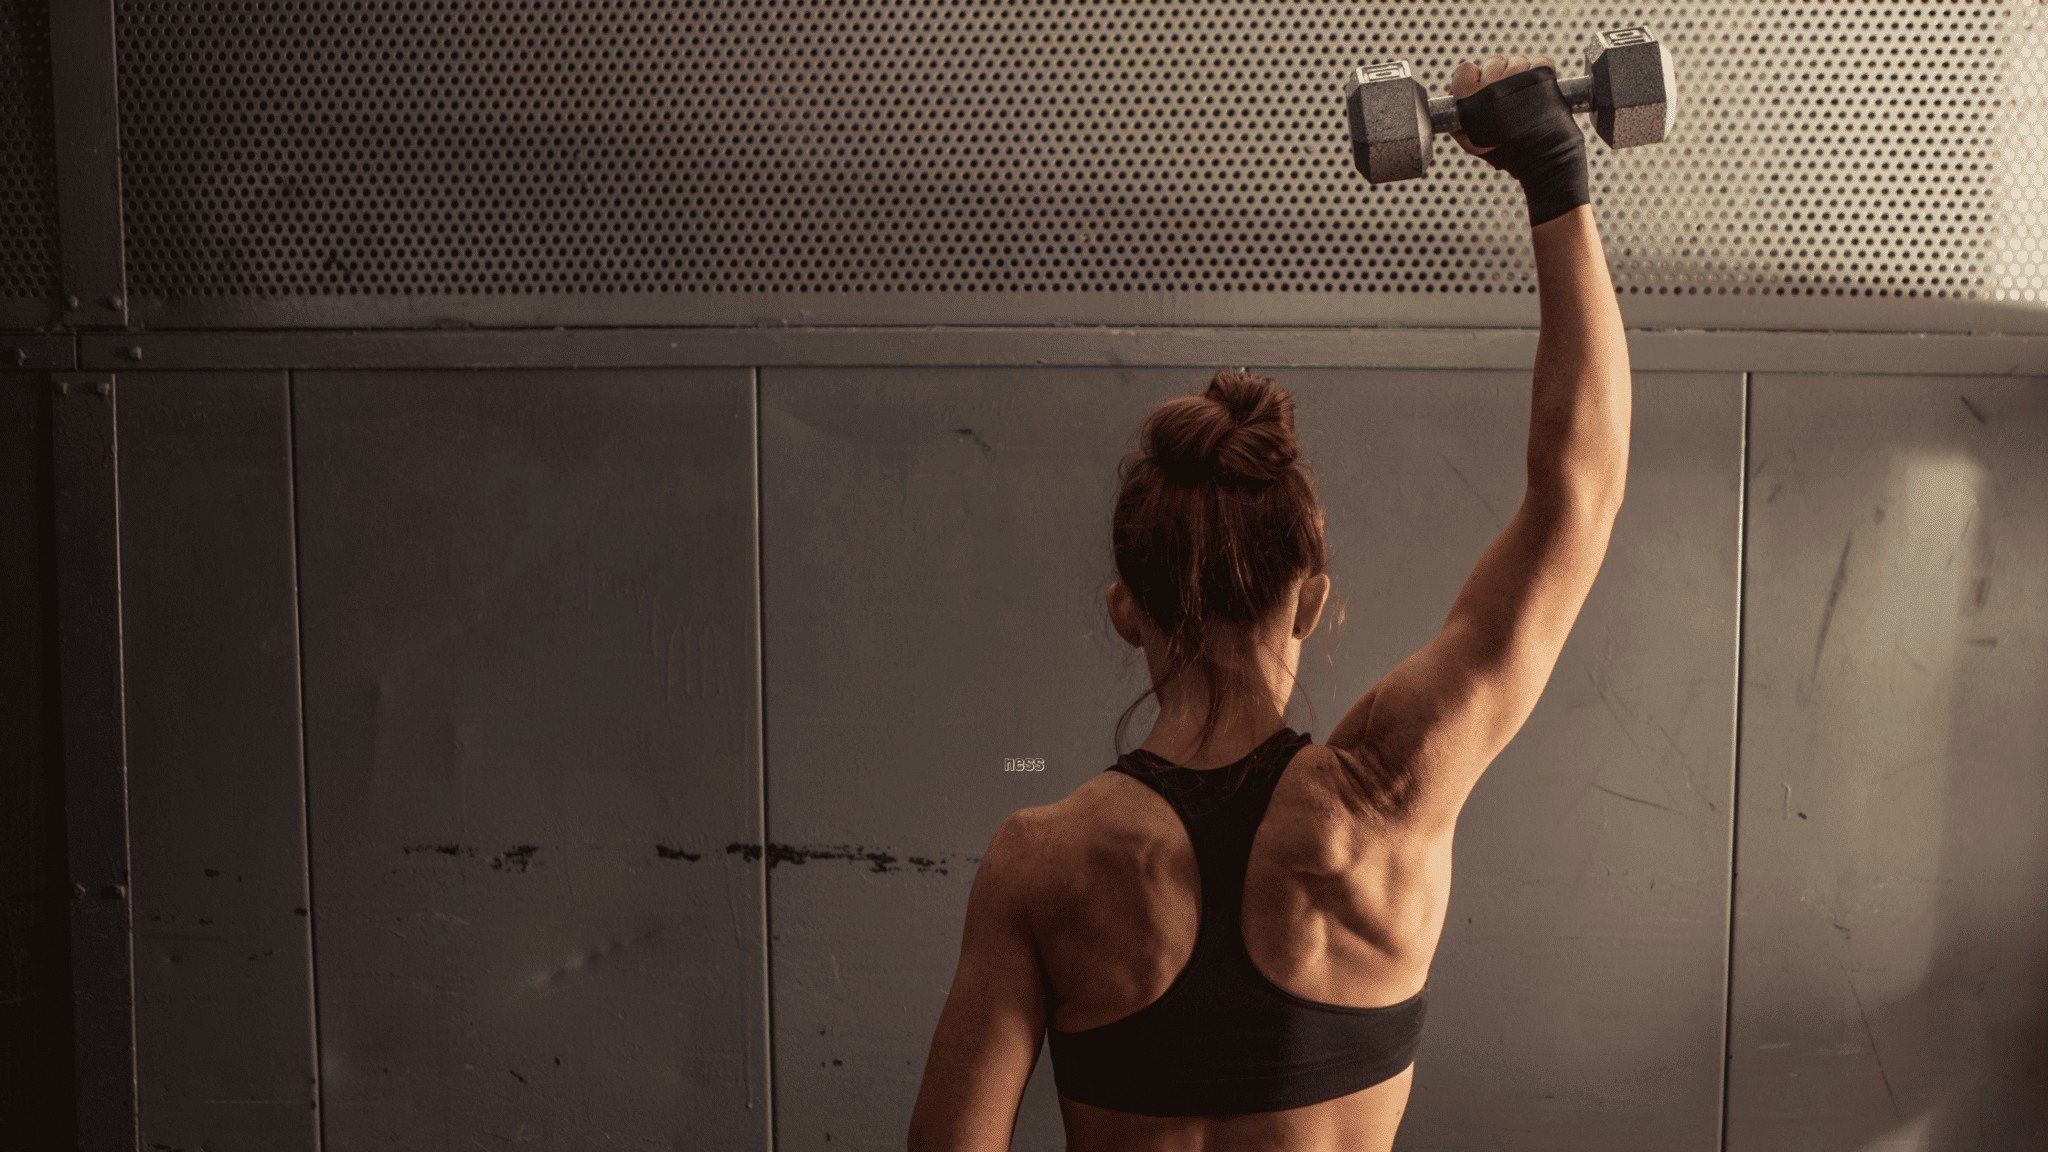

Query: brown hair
left=1110, top=368, right=1329, bottom=760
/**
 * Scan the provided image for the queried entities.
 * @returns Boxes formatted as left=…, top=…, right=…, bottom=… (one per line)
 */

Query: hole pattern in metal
left=115, top=2, right=2048, bottom=304
left=0, top=0, right=58, bottom=298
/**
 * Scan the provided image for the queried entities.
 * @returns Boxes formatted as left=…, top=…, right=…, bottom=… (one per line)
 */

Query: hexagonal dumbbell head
left=1584, top=26, right=1676, bottom=149
left=1344, top=60, right=1434, bottom=185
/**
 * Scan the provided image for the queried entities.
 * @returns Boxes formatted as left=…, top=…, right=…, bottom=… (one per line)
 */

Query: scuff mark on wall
left=527, top=922, right=663, bottom=989
left=721, top=841, right=971, bottom=875
left=489, top=846, right=540, bottom=873
left=952, top=426, right=995, bottom=456
left=392, top=843, right=542, bottom=872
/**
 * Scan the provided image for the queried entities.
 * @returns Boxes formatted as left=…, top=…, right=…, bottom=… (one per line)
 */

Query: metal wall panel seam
left=105, top=296, right=2048, bottom=337
left=1718, top=371, right=1754, bottom=1152
left=71, top=328, right=2048, bottom=376
left=1, top=334, right=75, bottom=370
left=51, top=371, right=138, bottom=1152
left=753, top=365, right=778, bottom=1150
left=285, top=369, right=328, bottom=1152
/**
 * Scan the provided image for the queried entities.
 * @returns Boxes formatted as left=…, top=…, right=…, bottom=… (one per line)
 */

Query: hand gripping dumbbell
left=1344, top=26, right=1676, bottom=185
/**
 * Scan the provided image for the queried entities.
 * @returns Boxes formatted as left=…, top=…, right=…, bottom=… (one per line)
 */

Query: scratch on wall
left=1838, top=954, right=1903, bottom=1120
left=1436, top=448, right=1501, bottom=523
left=1808, top=533, right=1855, bottom=688
left=1588, top=782, right=1680, bottom=815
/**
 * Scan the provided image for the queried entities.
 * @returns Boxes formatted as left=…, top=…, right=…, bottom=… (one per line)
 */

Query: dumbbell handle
left=1425, top=73, right=1594, bottom=137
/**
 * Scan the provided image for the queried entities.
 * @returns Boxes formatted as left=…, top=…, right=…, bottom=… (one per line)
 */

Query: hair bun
left=1144, top=368, right=1300, bottom=490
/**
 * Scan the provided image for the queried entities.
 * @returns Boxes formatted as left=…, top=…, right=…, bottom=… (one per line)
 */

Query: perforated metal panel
left=0, top=0, right=58, bottom=299
left=113, top=2, right=2048, bottom=323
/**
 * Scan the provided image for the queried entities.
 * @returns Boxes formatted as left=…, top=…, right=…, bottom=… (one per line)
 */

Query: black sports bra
left=1045, top=726, right=1428, bottom=1117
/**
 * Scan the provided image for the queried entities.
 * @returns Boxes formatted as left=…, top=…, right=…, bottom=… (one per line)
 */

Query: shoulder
left=968, top=801, right=1069, bottom=904
left=982, top=802, right=1054, bottom=861
left=986, top=773, right=1137, bottom=864
left=979, top=771, right=1170, bottom=904
left=1028, top=764, right=1168, bottom=840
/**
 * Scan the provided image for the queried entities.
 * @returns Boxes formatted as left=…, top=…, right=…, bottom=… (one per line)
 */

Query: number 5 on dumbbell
left=1344, top=26, right=1677, bottom=185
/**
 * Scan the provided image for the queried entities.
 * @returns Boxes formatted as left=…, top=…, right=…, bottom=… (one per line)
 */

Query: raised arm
left=1327, top=54, right=1632, bottom=837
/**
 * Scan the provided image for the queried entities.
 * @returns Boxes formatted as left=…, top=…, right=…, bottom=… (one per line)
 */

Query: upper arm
left=906, top=810, right=1049, bottom=1152
left=1327, top=489, right=1622, bottom=833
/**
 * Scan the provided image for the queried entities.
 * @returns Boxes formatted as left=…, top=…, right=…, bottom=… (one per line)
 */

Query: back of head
left=1111, top=369, right=1328, bottom=757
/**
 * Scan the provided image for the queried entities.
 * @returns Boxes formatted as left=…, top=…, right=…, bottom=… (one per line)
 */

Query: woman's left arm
left=906, top=811, right=1050, bottom=1152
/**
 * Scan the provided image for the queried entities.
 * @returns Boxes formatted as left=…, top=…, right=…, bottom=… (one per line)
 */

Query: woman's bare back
left=1024, top=741, right=1455, bottom=1152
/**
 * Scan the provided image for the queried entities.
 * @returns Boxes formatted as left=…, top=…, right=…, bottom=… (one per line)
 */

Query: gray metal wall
left=18, top=352, right=2044, bottom=1152
left=760, top=367, right=1742, bottom=1150
left=288, top=370, right=767, bottom=1151
left=6, top=3, right=2048, bottom=1152
left=1730, top=376, right=2048, bottom=1150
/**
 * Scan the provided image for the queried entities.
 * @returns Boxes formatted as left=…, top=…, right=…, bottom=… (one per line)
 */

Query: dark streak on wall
left=724, top=842, right=969, bottom=876
left=0, top=375, right=76, bottom=1149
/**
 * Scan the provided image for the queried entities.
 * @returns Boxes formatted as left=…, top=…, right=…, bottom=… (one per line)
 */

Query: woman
left=908, top=52, right=1631, bottom=1151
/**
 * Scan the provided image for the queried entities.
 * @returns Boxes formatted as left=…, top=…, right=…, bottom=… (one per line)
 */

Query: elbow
left=1527, top=438, right=1628, bottom=519
left=1527, top=471, right=1625, bottom=524
left=1583, top=478, right=1627, bottom=525
left=1593, top=471, right=1626, bottom=516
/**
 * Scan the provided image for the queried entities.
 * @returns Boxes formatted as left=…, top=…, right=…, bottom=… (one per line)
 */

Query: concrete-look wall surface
left=759, top=368, right=1742, bottom=1151
left=1730, top=374, right=2048, bottom=1151
left=289, top=370, right=770, bottom=1150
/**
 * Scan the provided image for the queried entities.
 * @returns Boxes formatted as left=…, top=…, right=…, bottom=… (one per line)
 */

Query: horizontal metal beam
left=115, top=288, right=2048, bottom=337
left=0, top=333, right=75, bottom=370
left=77, top=326, right=2048, bottom=376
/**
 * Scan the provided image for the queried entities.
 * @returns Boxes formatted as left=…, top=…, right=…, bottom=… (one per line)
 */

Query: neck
left=1138, top=696, right=1290, bottom=770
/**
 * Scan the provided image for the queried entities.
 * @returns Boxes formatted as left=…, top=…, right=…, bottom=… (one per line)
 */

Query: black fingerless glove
left=1454, top=66, right=1590, bottom=226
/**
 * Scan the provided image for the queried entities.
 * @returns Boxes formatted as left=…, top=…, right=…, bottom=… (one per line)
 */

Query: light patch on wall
left=1825, top=449, right=1987, bottom=999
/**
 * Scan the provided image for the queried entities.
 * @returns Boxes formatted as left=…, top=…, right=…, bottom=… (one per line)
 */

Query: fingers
left=1450, top=51, right=1547, bottom=98
left=1448, top=50, right=1544, bottom=156
left=1448, top=59, right=1481, bottom=98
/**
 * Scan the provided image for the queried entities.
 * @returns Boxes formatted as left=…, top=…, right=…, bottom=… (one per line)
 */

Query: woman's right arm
left=1326, top=55, right=1632, bottom=837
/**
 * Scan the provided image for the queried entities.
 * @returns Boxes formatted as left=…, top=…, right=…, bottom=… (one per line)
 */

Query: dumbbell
left=1344, top=26, right=1676, bottom=185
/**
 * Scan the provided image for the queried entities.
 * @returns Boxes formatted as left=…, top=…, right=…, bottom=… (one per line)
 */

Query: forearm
left=1526, top=204, right=1631, bottom=509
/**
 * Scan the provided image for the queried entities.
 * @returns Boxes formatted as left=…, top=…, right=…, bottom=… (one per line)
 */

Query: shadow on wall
left=0, top=378, right=77, bottom=1150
